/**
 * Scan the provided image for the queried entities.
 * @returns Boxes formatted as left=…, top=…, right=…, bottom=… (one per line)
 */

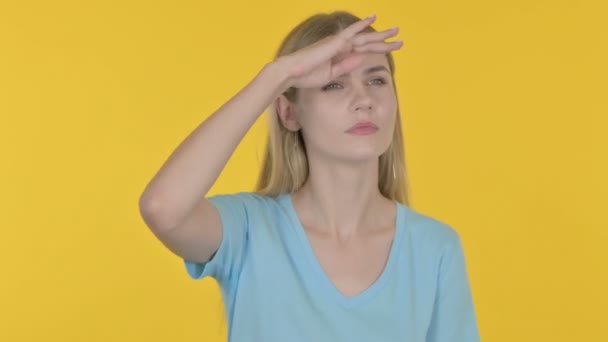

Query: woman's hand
left=276, top=15, right=403, bottom=89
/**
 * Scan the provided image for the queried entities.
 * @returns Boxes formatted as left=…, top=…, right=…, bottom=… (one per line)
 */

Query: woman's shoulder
left=207, top=191, right=286, bottom=211
left=209, top=190, right=282, bottom=201
left=401, top=204, right=462, bottom=248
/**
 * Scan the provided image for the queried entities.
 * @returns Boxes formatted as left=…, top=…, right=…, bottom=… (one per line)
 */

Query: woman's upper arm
left=141, top=192, right=249, bottom=282
left=147, top=196, right=224, bottom=264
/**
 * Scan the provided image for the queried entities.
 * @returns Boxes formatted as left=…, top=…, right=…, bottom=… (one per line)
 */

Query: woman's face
left=294, top=53, right=397, bottom=164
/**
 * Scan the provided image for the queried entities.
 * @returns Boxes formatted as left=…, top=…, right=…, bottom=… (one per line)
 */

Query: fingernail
left=367, top=14, right=376, bottom=20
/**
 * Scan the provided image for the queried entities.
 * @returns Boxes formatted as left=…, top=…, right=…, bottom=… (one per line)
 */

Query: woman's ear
left=275, top=94, right=301, bottom=132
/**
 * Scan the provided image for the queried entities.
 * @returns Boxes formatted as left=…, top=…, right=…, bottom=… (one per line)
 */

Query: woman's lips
left=346, top=122, right=378, bottom=135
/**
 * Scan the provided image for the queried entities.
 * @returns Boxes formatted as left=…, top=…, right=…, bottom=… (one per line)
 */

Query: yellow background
left=1, top=0, right=606, bottom=341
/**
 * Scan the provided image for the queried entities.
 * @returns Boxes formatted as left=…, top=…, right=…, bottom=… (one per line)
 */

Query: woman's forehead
left=340, top=53, right=391, bottom=77
left=357, top=52, right=390, bottom=65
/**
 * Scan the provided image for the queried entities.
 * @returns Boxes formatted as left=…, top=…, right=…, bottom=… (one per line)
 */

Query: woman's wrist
left=264, top=57, right=294, bottom=93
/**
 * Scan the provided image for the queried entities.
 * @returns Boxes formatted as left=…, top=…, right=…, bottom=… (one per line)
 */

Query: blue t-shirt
left=183, top=192, right=480, bottom=342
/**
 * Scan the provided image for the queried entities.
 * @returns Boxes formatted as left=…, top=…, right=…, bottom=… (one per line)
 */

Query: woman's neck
left=291, top=170, right=393, bottom=240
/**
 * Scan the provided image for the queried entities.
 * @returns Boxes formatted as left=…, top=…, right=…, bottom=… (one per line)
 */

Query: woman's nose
left=355, top=104, right=372, bottom=111
left=351, top=87, right=373, bottom=112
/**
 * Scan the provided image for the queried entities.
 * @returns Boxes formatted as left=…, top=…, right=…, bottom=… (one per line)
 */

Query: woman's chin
left=344, top=147, right=385, bottom=162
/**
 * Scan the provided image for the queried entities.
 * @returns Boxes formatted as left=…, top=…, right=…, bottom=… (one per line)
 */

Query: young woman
left=139, top=11, right=480, bottom=342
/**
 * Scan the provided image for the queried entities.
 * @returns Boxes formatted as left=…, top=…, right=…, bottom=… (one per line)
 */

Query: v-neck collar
left=279, top=192, right=406, bottom=308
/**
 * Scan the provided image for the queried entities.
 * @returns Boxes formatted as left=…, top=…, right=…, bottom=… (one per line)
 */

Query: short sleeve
left=183, top=192, right=249, bottom=286
left=426, top=234, right=481, bottom=342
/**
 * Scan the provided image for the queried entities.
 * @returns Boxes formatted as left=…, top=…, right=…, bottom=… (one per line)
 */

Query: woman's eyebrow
left=336, top=65, right=390, bottom=79
left=363, top=65, right=390, bottom=75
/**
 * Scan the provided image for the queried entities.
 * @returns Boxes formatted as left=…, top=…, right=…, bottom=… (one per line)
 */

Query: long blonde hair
left=254, top=11, right=411, bottom=206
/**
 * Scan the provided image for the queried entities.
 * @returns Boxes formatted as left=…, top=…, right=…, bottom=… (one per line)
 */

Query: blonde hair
left=254, top=11, right=411, bottom=207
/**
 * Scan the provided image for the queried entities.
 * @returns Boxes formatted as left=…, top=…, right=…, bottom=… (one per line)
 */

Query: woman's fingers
left=330, top=53, right=366, bottom=79
left=338, top=15, right=377, bottom=41
left=285, top=15, right=402, bottom=84
left=353, top=40, right=404, bottom=53
left=351, top=27, right=399, bottom=46
left=338, top=16, right=403, bottom=55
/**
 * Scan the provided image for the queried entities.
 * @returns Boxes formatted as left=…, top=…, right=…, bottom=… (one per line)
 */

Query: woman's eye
left=322, top=82, right=341, bottom=91
left=370, top=78, right=387, bottom=85
left=322, top=78, right=386, bottom=91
